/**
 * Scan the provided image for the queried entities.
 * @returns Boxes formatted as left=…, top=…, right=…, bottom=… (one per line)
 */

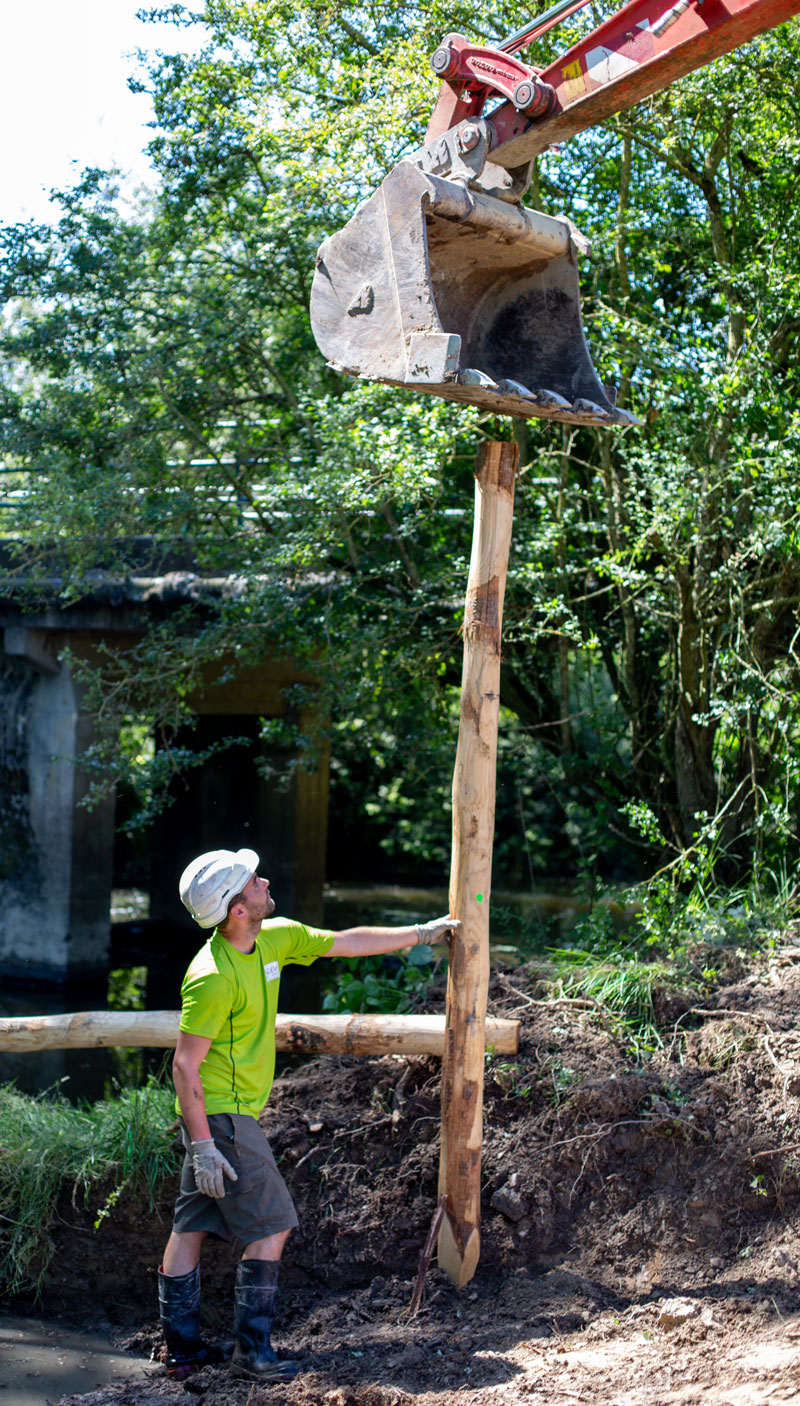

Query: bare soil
left=10, top=941, right=800, bottom=1405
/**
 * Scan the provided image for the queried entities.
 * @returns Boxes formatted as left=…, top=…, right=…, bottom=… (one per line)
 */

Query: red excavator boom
left=428, top=0, right=800, bottom=168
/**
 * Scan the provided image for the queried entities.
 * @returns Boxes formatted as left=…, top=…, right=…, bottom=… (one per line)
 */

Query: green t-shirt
left=177, top=917, right=335, bottom=1118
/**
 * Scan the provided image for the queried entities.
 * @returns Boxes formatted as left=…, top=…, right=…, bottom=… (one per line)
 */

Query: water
left=0, top=890, right=166, bottom=1100
left=0, top=1314, right=150, bottom=1404
left=322, top=882, right=593, bottom=946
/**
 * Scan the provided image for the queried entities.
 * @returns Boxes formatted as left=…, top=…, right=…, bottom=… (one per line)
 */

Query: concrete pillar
left=0, top=645, right=116, bottom=984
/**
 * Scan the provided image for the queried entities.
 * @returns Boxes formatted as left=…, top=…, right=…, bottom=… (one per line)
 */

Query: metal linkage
left=430, top=34, right=557, bottom=117
left=488, top=0, right=800, bottom=167
left=498, top=0, right=594, bottom=53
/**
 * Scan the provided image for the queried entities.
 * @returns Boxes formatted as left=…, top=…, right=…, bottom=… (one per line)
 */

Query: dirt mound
left=12, top=944, right=800, bottom=1404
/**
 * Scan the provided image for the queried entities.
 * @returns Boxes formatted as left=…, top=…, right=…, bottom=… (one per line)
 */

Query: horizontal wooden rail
left=0, top=1010, right=519, bottom=1057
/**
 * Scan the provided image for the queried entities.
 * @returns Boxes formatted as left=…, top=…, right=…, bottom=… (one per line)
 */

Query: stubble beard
left=247, top=890, right=274, bottom=928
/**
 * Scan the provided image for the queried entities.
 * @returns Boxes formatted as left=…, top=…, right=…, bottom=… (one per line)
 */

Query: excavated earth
left=10, top=941, right=800, bottom=1405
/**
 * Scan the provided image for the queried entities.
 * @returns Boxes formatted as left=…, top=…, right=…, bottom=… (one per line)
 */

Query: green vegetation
left=548, top=950, right=689, bottom=1053
left=320, top=944, right=440, bottom=1014
left=540, top=859, right=795, bottom=1050
left=315, top=856, right=795, bottom=1052
left=0, top=1076, right=179, bottom=1297
left=1, top=4, right=799, bottom=898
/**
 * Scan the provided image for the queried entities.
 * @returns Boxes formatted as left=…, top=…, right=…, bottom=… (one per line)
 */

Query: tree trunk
left=438, top=440, right=517, bottom=1287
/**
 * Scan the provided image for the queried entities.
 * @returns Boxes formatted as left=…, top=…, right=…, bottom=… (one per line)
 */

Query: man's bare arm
left=173, top=1031, right=238, bottom=1199
left=326, top=916, right=458, bottom=959
left=172, top=1030, right=213, bottom=1143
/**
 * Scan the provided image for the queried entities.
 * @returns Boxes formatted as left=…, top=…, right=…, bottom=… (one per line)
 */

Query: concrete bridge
left=0, top=558, right=329, bottom=988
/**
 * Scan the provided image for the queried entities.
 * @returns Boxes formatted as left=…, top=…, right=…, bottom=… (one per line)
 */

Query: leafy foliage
left=539, top=857, right=796, bottom=1051
left=1, top=3, right=799, bottom=886
left=320, top=944, right=439, bottom=1013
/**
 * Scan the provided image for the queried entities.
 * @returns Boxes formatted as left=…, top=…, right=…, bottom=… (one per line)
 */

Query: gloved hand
left=414, top=915, right=460, bottom=945
left=190, top=1138, right=239, bottom=1198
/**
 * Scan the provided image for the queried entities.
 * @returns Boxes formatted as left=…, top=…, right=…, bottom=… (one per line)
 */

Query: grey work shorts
left=172, top=1112, right=298, bottom=1244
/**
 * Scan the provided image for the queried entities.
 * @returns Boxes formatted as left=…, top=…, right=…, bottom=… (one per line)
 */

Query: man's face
left=240, top=870, right=275, bottom=921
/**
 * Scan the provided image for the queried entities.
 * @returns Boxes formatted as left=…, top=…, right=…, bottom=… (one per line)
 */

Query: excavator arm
left=310, top=0, right=800, bottom=425
left=426, top=0, right=800, bottom=182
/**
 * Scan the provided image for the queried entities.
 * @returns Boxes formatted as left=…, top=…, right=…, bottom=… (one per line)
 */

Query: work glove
left=414, top=916, right=460, bottom=945
left=190, top=1138, right=239, bottom=1198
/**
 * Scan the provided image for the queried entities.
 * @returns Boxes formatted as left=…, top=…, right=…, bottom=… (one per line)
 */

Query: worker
left=157, top=846, right=458, bottom=1382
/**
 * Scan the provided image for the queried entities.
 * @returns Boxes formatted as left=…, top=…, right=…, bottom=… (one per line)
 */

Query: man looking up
left=158, top=846, right=458, bottom=1382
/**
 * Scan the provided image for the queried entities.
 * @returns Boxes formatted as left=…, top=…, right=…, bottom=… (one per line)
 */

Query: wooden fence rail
left=0, top=1010, right=519, bottom=1058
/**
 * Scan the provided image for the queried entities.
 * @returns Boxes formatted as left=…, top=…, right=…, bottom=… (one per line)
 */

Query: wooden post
left=438, top=439, right=517, bottom=1287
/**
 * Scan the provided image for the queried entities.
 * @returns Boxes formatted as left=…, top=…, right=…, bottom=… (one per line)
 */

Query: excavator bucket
left=311, top=161, right=634, bottom=426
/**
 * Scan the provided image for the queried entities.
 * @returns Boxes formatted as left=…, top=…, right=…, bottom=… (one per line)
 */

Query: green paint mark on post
left=476, top=893, right=483, bottom=902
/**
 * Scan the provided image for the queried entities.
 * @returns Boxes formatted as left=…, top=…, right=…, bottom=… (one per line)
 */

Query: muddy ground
left=9, top=940, right=800, bottom=1405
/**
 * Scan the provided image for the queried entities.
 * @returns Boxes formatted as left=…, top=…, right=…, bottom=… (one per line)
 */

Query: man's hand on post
left=414, top=915, right=460, bottom=945
left=190, top=1138, right=239, bottom=1198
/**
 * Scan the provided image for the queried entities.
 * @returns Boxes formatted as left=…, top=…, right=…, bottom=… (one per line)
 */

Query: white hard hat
left=179, top=848, right=259, bottom=929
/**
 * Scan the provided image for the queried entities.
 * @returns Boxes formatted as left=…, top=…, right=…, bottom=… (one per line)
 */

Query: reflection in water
left=0, top=987, right=110, bottom=1101
left=0, top=891, right=163, bottom=1100
left=321, top=883, right=602, bottom=953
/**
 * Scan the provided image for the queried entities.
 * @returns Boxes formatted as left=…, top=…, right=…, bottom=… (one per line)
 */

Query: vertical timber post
left=438, top=439, right=517, bottom=1286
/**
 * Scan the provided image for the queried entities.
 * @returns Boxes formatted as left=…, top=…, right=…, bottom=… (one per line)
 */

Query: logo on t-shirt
left=263, top=961, right=280, bottom=983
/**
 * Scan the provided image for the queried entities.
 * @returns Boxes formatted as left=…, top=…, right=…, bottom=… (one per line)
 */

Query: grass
left=539, top=863, right=798, bottom=1051
left=547, top=948, right=693, bottom=1049
left=0, top=1074, right=180, bottom=1297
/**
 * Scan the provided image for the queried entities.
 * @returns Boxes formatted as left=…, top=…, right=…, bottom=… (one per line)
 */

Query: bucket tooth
left=459, top=368, right=500, bottom=391
left=537, top=389, right=573, bottom=410
left=497, top=378, right=535, bottom=399
left=573, top=398, right=614, bottom=421
left=310, top=160, right=624, bottom=427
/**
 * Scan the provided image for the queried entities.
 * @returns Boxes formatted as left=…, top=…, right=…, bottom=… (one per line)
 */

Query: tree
left=1, top=3, right=799, bottom=889
left=504, top=23, right=800, bottom=880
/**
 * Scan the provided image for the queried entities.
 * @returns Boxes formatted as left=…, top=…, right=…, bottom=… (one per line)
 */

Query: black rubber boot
left=230, top=1258, right=301, bottom=1381
left=158, top=1264, right=228, bottom=1379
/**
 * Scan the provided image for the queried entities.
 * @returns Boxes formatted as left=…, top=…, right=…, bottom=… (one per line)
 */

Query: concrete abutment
left=0, top=582, right=329, bottom=988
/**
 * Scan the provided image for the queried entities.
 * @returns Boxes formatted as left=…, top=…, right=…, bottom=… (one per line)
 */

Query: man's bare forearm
left=173, top=1057, right=212, bottom=1143
left=329, top=916, right=458, bottom=959
left=329, top=926, right=418, bottom=958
